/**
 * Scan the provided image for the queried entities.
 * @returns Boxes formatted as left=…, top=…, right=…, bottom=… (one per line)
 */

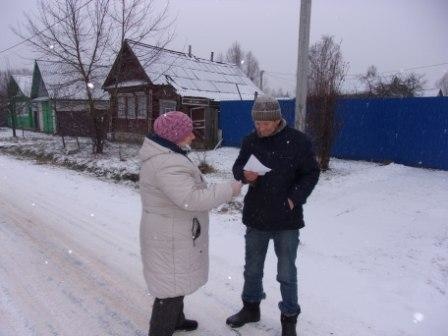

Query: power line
left=264, top=70, right=295, bottom=77
left=382, top=62, right=448, bottom=74
left=264, top=72, right=295, bottom=85
left=265, top=72, right=439, bottom=93
left=0, top=0, right=96, bottom=55
left=265, top=61, right=448, bottom=79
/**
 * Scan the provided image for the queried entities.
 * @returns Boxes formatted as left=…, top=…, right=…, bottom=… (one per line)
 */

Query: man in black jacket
left=226, top=95, right=320, bottom=336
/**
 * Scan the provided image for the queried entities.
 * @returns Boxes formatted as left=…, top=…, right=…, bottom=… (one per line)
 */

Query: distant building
left=7, top=74, right=34, bottom=130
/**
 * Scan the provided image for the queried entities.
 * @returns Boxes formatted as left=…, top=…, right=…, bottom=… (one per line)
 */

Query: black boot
left=281, top=313, right=298, bottom=336
left=149, top=297, right=184, bottom=336
left=226, top=301, right=260, bottom=328
left=175, top=310, right=198, bottom=332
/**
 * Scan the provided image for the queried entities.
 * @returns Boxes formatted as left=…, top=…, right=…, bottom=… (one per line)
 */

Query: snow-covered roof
left=421, top=88, right=442, bottom=97
left=11, top=74, right=33, bottom=98
left=104, top=80, right=148, bottom=89
left=35, top=60, right=109, bottom=100
left=126, top=40, right=262, bottom=101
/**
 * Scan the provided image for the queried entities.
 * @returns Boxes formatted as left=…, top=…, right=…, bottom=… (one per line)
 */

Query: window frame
left=159, top=99, right=177, bottom=115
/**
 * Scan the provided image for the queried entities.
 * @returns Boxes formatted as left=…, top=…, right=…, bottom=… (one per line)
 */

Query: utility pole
left=295, top=0, right=312, bottom=133
left=260, top=70, right=265, bottom=90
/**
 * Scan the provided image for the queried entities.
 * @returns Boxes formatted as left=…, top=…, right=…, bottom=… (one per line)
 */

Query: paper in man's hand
left=243, top=154, right=272, bottom=175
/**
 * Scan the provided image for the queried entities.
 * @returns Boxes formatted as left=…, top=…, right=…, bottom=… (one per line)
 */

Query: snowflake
left=413, top=312, right=424, bottom=324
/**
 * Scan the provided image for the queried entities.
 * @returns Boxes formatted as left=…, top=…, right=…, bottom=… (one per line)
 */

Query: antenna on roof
left=210, top=52, right=214, bottom=62
left=188, top=45, right=192, bottom=57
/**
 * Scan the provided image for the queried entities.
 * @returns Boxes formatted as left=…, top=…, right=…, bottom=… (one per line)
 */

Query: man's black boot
left=175, top=310, right=198, bottom=332
left=281, top=313, right=298, bottom=336
left=226, top=301, right=260, bottom=328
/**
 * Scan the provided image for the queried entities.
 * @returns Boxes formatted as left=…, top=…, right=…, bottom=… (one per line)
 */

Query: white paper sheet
left=243, top=154, right=272, bottom=175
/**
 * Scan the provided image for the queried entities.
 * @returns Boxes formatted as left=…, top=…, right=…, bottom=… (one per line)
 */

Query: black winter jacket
left=233, top=126, right=320, bottom=231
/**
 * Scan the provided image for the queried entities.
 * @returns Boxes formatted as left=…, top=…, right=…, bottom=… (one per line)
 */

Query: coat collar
left=146, top=134, right=188, bottom=156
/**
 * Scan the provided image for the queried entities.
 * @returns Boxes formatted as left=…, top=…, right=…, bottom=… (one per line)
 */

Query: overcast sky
left=1, top=0, right=447, bottom=95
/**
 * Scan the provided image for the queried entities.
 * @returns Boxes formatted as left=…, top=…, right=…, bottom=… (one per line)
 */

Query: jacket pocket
left=282, top=198, right=294, bottom=215
left=273, top=198, right=293, bottom=222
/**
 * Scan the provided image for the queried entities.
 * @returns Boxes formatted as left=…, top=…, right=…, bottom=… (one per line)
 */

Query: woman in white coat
left=139, top=111, right=242, bottom=336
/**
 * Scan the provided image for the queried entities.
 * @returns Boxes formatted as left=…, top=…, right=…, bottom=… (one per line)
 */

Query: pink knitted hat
left=153, top=111, right=193, bottom=144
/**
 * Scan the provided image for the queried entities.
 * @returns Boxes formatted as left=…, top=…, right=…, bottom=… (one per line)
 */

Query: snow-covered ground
left=1, top=141, right=447, bottom=335
left=0, top=128, right=141, bottom=182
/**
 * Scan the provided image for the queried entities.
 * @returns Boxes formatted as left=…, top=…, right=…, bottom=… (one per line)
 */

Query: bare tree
left=359, top=65, right=378, bottom=95
left=226, top=41, right=244, bottom=68
left=223, top=42, right=263, bottom=88
left=383, top=73, right=424, bottom=97
left=216, top=52, right=225, bottom=63
left=307, top=35, right=348, bottom=170
left=109, top=0, right=171, bottom=52
left=15, top=0, right=111, bottom=153
left=244, top=51, right=260, bottom=86
left=436, top=72, right=448, bottom=96
left=0, top=70, right=14, bottom=133
left=359, top=66, right=425, bottom=97
left=108, top=0, right=173, bottom=73
left=107, top=0, right=173, bottom=139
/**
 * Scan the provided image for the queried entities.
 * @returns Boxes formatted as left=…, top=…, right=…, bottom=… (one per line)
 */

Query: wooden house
left=7, top=74, right=34, bottom=130
left=31, top=60, right=109, bottom=136
left=103, top=40, right=261, bottom=147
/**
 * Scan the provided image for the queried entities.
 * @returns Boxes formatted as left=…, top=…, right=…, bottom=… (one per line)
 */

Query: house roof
left=11, top=74, right=33, bottom=98
left=119, top=40, right=262, bottom=101
left=34, top=60, right=109, bottom=100
left=421, top=88, right=442, bottom=97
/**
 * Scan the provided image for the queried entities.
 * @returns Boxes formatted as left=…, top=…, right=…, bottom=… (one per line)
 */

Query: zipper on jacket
left=192, top=217, right=201, bottom=246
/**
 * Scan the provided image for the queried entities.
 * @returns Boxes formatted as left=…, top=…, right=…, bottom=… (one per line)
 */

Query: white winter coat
left=139, top=138, right=233, bottom=299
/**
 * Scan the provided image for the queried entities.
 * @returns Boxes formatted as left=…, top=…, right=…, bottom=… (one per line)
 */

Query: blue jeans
left=242, top=227, right=301, bottom=316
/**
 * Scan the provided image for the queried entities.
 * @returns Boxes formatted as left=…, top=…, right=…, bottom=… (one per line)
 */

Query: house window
left=127, top=94, right=136, bottom=119
left=118, top=92, right=151, bottom=119
left=136, top=93, right=147, bottom=119
left=17, top=102, right=29, bottom=116
left=159, top=99, right=177, bottom=115
left=148, top=91, right=153, bottom=117
left=117, top=95, right=126, bottom=118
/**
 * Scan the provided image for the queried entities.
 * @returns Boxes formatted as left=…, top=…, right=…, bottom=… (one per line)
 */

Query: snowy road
left=0, top=156, right=150, bottom=336
left=1, top=153, right=448, bottom=336
left=0, top=155, right=271, bottom=336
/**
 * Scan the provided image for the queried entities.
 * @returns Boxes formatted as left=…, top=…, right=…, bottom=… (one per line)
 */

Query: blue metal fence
left=219, top=99, right=295, bottom=147
left=332, top=97, right=448, bottom=170
left=219, top=97, right=448, bottom=170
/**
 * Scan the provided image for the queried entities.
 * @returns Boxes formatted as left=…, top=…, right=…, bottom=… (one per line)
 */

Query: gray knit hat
left=251, top=95, right=282, bottom=121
